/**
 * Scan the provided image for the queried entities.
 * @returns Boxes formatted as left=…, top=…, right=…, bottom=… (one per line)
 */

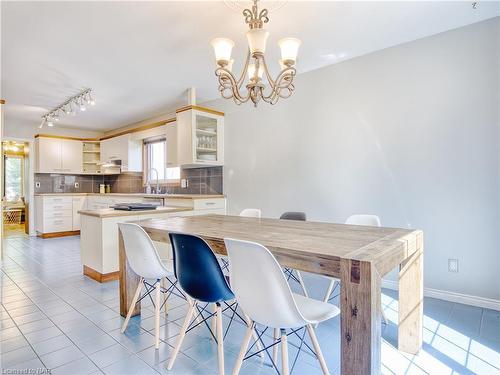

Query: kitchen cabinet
left=166, top=122, right=178, bottom=167
left=35, top=195, right=74, bottom=235
left=176, top=107, right=224, bottom=167
left=100, top=134, right=142, bottom=172
left=35, top=136, right=83, bottom=174
left=72, top=196, right=87, bottom=230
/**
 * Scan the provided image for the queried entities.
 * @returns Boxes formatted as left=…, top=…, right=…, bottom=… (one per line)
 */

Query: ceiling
left=2, top=1, right=499, bottom=132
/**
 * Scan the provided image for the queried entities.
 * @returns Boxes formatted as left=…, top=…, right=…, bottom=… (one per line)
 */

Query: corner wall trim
left=382, top=279, right=500, bottom=311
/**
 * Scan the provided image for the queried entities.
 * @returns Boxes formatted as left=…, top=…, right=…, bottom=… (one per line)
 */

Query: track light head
left=41, top=88, right=95, bottom=127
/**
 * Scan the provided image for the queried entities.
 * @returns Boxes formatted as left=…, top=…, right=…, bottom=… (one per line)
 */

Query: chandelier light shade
left=211, top=38, right=235, bottom=66
left=278, top=37, right=301, bottom=65
left=40, top=88, right=95, bottom=128
left=211, top=0, right=301, bottom=106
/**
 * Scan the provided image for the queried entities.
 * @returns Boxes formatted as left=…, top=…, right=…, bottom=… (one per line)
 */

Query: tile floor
left=0, top=235, right=499, bottom=374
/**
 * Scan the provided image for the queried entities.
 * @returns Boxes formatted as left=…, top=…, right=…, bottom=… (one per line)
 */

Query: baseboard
left=38, top=230, right=80, bottom=239
left=83, top=265, right=119, bottom=283
left=382, top=279, right=500, bottom=311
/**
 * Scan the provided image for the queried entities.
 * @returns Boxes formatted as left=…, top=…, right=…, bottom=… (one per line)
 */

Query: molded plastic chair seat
left=225, top=238, right=339, bottom=375
left=160, top=259, right=174, bottom=273
left=118, top=223, right=185, bottom=350
left=293, top=293, right=340, bottom=324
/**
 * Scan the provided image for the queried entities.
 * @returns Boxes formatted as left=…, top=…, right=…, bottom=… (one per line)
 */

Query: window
left=4, top=155, right=23, bottom=201
left=144, top=138, right=180, bottom=184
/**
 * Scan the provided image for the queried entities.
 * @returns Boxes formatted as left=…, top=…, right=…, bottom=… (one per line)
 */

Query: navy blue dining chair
left=166, top=232, right=262, bottom=375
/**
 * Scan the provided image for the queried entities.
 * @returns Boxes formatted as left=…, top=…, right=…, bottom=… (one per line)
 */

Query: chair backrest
left=239, top=208, right=262, bottom=218
left=169, top=233, right=234, bottom=303
left=118, top=223, right=168, bottom=280
left=224, top=238, right=306, bottom=329
left=345, top=214, right=381, bottom=227
left=279, top=211, right=306, bottom=221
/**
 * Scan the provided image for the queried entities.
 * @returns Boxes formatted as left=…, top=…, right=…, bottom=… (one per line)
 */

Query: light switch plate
left=181, top=179, right=188, bottom=188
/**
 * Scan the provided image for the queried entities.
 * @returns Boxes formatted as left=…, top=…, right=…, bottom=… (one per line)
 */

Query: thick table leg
left=119, top=231, right=141, bottom=317
left=340, top=259, right=381, bottom=375
left=398, top=246, right=423, bottom=354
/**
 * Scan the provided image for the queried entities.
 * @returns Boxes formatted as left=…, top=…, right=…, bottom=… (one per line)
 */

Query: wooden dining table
left=118, top=214, right=423, bottom=375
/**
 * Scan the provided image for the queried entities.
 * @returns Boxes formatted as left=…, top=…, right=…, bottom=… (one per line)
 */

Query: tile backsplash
left=34, top=167, right=223, bottom=195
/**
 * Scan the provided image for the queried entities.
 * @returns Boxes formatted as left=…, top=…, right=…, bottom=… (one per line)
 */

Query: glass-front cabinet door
left=194, top=112, right=222, bottom=165
left=176, top=106, right=224, bottom=167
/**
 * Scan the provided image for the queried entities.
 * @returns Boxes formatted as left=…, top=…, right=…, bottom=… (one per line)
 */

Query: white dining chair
left=239, top=208, right=262, bottom=218
left=118, top=223, right=184, bottom=349
left=279, top=212, right=309, bottom=297
left=323, top=214, right=388, bottom=324
left=225, top=238, right=340, bottom=375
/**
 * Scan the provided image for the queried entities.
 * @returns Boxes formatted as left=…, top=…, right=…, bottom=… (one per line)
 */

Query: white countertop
left=78, top=206, right=192, bottom=218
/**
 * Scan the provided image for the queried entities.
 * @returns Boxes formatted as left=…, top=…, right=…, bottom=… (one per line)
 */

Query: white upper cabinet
left=176, top=107, right=224, bottom=167
left=62, top=139, right=83, bottom=173
left=35, top=136, right=83, bottom=174
left=100, top=134, right=142, bottom=172
left=166, top=122, right=178, bottom=167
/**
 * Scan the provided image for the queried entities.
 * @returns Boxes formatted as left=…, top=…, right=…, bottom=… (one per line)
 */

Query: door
left=166, top=122, right=178, bottom=167
left=61, top=139, right=83, bottom=174
left=37, top=137, right=61, bottom=173
left=72, top=196, right=86, bottom=230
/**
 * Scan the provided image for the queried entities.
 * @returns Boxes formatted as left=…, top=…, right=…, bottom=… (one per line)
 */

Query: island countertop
left=78, top=206, right=192, bottom=218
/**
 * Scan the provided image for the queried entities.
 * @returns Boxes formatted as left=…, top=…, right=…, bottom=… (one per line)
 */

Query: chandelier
left=211, top=0, right=301, bottom=106
left=40, top=88, right=95, bottom=128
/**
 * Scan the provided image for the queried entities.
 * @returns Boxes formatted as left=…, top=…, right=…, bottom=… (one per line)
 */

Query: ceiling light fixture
left=211, top=0, right=301, bottom=107
left=40, top=88, right=95, bottom=128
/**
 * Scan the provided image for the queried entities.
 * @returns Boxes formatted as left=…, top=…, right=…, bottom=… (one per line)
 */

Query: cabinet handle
left=53, top=220, right=64, bottom=224
left=53, top=213, right=63, bottom=216
left=205, top=202, right=216, bottom=206
left=53, top=206, right=64, bottom=209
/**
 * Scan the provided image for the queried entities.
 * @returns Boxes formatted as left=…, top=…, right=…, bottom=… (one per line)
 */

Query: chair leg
left=323, top=278, right=337, bottom=303
left=211, top=303, right=217, bottom=339
left=232, top=320, right=254, bottom=375
left=306, top=324, right=330, bottom=375
left=244, top=313, right=264, bottom=360
left=161, top=278, right=168, bottom=316
left=273, top=328, right=279, bottom=364
left=154, top=280, right=161, bottom=349
left=216, top=303, right=225, bottom=375
left=121, top=277, right=143, bottom=333
left=167, top=299, right=196, bottom=370
left=281, top=329, right=289, bottom=375
left=295, top=271, right=309, bottom=298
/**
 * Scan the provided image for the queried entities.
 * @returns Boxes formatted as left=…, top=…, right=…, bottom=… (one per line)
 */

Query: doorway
left=2, top=140, right=29, bottom=238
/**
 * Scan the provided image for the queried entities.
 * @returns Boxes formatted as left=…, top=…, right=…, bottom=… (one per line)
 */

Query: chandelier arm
left=236, top=49, right=252, bottom=89
left=215, top=67, right=252, bottom=104
left=259, top=55, right=276, bottom=89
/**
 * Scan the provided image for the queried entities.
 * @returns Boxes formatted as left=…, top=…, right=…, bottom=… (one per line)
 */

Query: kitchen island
left=79, top=206, right=193, bottom=282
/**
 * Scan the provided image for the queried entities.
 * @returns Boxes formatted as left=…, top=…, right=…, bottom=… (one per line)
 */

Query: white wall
left=3, top=117, right=103, bottom=140
left=205, top=18, right=500, bottom=300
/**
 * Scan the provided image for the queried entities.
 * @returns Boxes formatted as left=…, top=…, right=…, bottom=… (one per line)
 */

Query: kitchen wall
left=35, top=174, right=105, bottom=193
left=3, top=118, right=103, bottom=140
left=34, top=167, right=223, bottom=194
left=204, top=18, right=500, bottom=300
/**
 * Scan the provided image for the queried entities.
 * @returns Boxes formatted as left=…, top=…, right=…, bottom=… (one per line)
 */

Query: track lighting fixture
left=40, top=88, right=96, bottom=128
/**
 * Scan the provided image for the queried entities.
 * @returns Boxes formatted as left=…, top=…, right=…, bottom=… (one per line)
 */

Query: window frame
left=3, top=154, right=24, bottom=202
left=143, top=138, right=180, bottom=186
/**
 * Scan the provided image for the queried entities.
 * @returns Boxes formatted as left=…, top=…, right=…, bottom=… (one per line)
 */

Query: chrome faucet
left=148, top=168, right=160, bottom=194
